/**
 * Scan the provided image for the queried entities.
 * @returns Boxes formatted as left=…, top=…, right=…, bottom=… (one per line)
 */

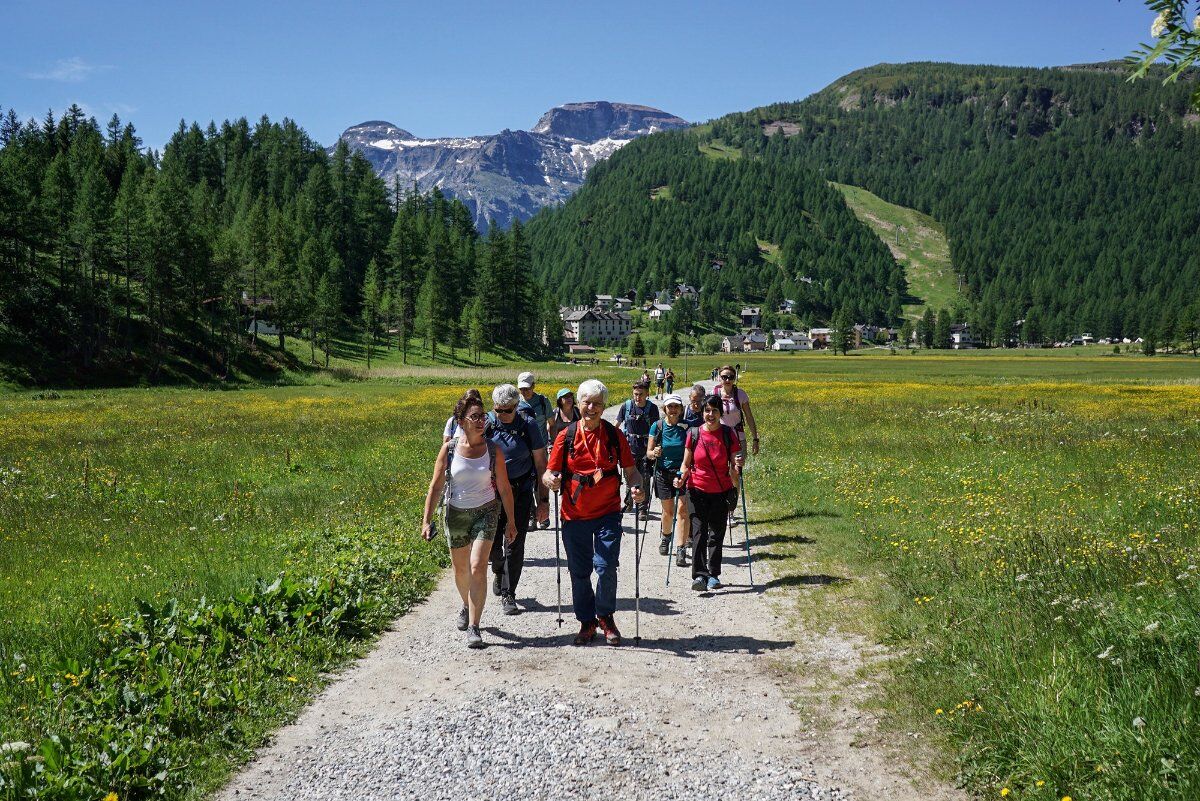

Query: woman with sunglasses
left=421, top=390, right=518, bottom=648
left=675, top=394, right=742, bottom=591
left=647, top=394, right=690, bottom=566
left=486, top=384, right=549, bottom=616
left=715, top=364, right=760, bottom=456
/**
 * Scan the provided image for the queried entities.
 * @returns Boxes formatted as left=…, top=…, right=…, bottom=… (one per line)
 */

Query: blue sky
left=2, top=0, right=1155, bottom=150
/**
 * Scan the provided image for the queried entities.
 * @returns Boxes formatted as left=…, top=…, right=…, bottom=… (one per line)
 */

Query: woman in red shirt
left=544, top=379, right=645, bottom=645
left=675, top=394, right=742, bottom=591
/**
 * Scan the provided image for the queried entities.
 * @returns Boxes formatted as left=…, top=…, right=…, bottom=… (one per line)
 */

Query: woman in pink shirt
left=675, top=395, right=742, bottom=591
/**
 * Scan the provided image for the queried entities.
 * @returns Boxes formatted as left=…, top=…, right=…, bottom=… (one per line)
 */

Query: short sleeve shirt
left=548, top=422, right=635, bottom=521
left=686, top=425, right=741, bottom=494
left=443, top=415, right=457, bottom=439
left=487, top=411, right=546, bottom=484
left=649, top=420, right=687, bottom=474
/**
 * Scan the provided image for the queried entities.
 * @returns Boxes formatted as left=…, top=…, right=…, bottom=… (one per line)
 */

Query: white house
left=562, top=307, right=633, bottom=345
left=950, top=323, right=979, bottom=350
left=648, top=303, right=674, bottom=321
left=772, top=336, right=811, bottom=351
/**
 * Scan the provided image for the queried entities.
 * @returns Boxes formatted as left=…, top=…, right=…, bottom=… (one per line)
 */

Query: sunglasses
left=720, top=374, right=735, bottom=380
left=494, top=406, right=517, bottom=415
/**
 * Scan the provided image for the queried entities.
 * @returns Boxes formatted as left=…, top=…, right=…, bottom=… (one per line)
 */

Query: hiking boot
left=707, top=576, right=723, bottom=591
left=466, top=625, right=484, bottom=649
left=658, top=536, right=671, bottom=556
left=538, top=518, right=550, bottom=530
left=597, top=614, right=622, bottom=646
left=691, top=576, right=707, bottom=592
left=573, top=620, right=597, bottom=645
left=492, top=573, right=503, bottom=597
left=676, top=546, right=688, bottom=567
left=500, top=593, right=520, bottom=616
left=456, top=605, right=469, bottom=631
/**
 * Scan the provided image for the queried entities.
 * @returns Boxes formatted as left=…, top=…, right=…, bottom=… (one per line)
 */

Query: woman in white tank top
left=422, top=392, right=517, bottom=648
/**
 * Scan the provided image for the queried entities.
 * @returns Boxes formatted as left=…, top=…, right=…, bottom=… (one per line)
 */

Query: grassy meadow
left=739, top=351, right=1200, bottom=800
left=1, top=349, right=1197, bottom=799
left=0, top=365, right=627, bottom=798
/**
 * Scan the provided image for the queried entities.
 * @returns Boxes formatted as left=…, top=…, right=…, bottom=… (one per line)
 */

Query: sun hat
left=663, top=394, right=684, bottom=407
left=517, top=371, right=535, bottom=389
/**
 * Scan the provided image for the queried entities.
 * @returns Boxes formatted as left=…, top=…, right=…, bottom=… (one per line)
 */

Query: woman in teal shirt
left=647, top=394, right=690, bottom=567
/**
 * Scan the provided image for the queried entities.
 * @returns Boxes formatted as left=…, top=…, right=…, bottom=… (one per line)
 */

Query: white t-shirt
left=655, top=368, right=665, bottom=381
left=443, top=415, right=457, bottom=439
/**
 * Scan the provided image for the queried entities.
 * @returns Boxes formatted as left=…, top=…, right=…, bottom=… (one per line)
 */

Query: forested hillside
left=525, top=130, right=906, bottom=327
left=0, top=106, right=555, bottom=385
left=709, top=62, right=1200, bottom=342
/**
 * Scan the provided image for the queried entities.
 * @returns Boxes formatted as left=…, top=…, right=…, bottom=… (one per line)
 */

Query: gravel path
left=217, top=390, right=963, bottom=801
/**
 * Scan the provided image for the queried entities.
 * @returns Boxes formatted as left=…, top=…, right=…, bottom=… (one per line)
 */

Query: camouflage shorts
left=445, top=500, right=499, bottom=549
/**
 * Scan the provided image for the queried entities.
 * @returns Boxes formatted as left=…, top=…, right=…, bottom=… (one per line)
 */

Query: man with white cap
left=517, top=371, right=553, bottom=529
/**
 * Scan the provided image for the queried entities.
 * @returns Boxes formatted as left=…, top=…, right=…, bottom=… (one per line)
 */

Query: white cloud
left=27, top=57, right=113, bottom=83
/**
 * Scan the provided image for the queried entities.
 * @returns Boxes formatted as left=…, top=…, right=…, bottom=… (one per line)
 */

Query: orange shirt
left=548, top=421, right=634, bottom=521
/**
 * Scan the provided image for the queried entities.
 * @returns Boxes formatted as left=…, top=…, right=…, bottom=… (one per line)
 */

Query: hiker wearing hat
left=647, top=394, right=690, bottom=566
left=517, top=371, right=553, bottom=529
left=487, top=384, right=548, bottom=615
left=616, top=380, right=659, bottom=520
left=543, top=379, right=644, bottom=646
left=548, top=388, right=580, bottom=445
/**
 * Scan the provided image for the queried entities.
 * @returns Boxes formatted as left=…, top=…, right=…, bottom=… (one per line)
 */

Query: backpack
left=558, top=419, right=623, bottom=505
left=443, top=436, right=498, bottom=509
left=686, top=424, right=738, bottom=498
left=622, top=399, right=656, bottom=439
left=487, top=408, right=537, bottom=453
left=721, top=386, right=745, bottom=432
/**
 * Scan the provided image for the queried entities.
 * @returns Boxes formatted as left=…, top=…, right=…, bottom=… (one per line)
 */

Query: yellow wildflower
left=103, top=794, right=118, bottom=801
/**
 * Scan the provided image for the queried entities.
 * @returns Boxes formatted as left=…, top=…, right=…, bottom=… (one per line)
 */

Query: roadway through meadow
left=217, top=388, right=963, bottom=801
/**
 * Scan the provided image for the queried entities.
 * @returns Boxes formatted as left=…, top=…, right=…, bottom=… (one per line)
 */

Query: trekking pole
left=553, top=490, right=563, bottom=628
left=739, top=470, right=754, bottom=588
left=633, top=500, right=642, bottom=645
left=665, top=491, right=678, bottom=587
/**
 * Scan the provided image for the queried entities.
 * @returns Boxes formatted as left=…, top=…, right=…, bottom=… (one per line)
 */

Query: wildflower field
left=0, top=351, right=1196, bottom=800
left=0, top=363, right=632, bottom=799
left=741, top=351, right=1200, bottom=800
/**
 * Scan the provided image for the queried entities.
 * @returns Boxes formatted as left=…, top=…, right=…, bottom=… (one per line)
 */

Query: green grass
left=3, top=350, right=1198, bottom=798
left=738, top=350, right=1200, bottom=800
left=831, top=182, right=960, bottom=318
left=650, top=185, right=673, bottom=201
left=698, top=138, right=742, bottom=161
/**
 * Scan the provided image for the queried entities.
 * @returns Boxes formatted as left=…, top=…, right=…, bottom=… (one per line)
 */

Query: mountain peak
left=531, top=101, right=689, bottom=142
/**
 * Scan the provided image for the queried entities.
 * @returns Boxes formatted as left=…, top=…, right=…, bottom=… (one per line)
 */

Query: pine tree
left=630, top=333, right=645, bottom=359
left=668, top=330, right=681, bottom=357
left=934, top=309, right=952, bottom=349
left=361, top=258, right=382, bottom=370
left=920, top=308, right=936, bottom=349
left=831, top=306, right=853, bottom=355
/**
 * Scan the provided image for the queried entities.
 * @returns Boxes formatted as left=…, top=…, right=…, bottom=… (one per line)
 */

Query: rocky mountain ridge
left=336, top=101, right=688, bottom=229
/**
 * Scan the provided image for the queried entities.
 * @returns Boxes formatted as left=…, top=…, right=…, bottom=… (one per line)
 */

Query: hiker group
left=421, top=366, right=760, bottom=649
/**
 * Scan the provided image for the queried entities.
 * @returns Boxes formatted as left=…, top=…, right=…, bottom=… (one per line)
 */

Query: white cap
left=517, top=371, right=535, bottom=389
left=662, top=394, right=684, bottom=407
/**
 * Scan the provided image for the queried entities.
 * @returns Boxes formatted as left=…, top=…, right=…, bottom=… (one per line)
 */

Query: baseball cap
left=556, top=388, right=573, bottom=401
left=663, top=394, right=684, bottom=407
left=517, top=372, right=535, bottom=389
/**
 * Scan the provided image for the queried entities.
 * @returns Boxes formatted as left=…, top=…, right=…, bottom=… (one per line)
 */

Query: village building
left=950, top=323, right=979, bottom=349
left=648, top=303, right=673, bottom=322
left=721, top=334, right=745, bottom=353
left=561, top=306, right=633, bottom=345
left=674, top=284, right=699, bottom=301
left=743, top=329, right=768, bottom=351
left=740, top=307, right=762, bottom=328
left=808, top=327, right=832, bottom=349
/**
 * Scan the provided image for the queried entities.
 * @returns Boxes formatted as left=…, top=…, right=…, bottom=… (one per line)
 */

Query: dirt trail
left=217, top=391, right=964, bottom=800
